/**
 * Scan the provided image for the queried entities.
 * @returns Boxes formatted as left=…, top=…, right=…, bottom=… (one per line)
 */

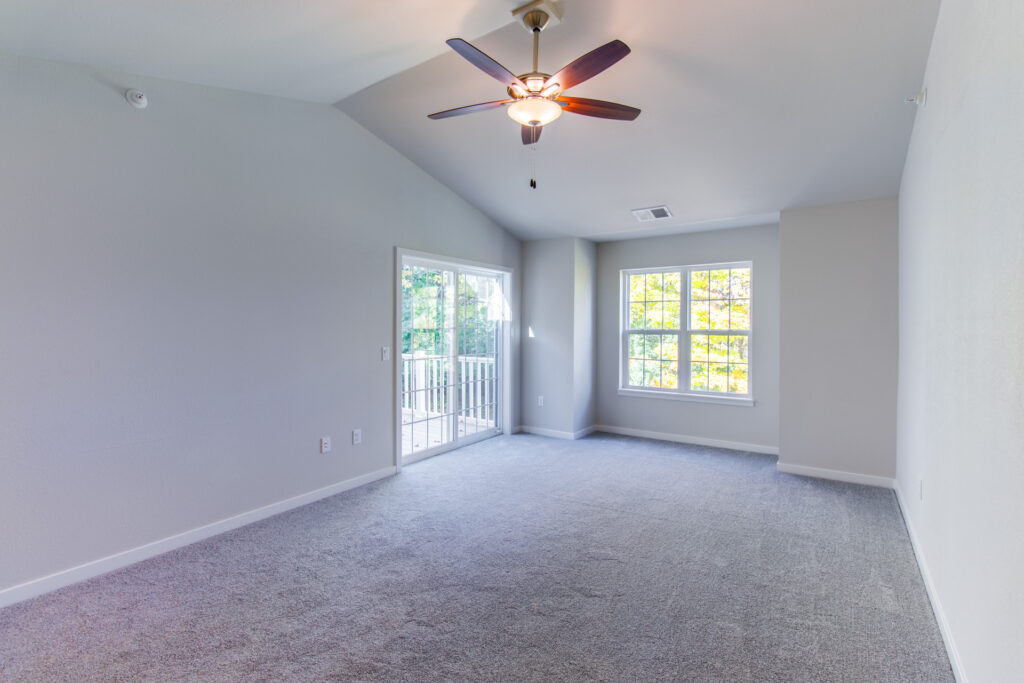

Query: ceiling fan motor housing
left=507, top=73, right=553, bottom=99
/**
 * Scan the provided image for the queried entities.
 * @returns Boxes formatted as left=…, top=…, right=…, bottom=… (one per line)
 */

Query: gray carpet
left=0, top=433, right=952, bottom=682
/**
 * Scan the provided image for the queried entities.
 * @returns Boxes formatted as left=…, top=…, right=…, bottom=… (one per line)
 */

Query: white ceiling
left=339, top=0, right=941, bottom=240
left=0, top=0, right=940, bottom=241
left=0, top=0, right=521, bottom=103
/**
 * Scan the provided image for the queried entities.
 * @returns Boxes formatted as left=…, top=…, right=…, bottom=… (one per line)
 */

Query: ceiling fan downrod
left=522, top=9, right=549, bottom=72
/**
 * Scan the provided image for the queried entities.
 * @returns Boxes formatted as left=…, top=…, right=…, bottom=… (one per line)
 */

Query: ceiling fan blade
left=558, top=96, right=641, bottom=121
left=547, top=40, right=631, bottom=92
left=446, top=38, right=527, bottom=89
left=522, top=125, right=542, bottom=145
left=428, top=99, right=514, bottom=120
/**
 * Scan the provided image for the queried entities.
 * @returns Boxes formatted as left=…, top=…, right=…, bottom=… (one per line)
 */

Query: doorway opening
left=396, top=250, right=511, bottom=467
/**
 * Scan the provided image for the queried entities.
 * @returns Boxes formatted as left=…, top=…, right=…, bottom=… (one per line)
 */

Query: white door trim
left=394, top=248, right=513, bottom=470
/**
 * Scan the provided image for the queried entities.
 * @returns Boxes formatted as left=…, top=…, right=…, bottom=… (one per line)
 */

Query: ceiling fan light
left=507, top=97, right=563, bottom=126
left=510, top=83, right=528, bottom=98
left=539, top=81, right=561, bottom=98
left=525, top=76, right=545, bottom=92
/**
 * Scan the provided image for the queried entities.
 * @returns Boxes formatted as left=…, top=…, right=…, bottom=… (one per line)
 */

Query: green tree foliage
left=401, top=266, right=448, bottom=355
left=628, top=267, right=751, bottom=394
left=402, top=267, right=498, bottom=358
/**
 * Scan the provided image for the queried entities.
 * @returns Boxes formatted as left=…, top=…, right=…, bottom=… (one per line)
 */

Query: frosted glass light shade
left=507, top=97, right=562, bottom=127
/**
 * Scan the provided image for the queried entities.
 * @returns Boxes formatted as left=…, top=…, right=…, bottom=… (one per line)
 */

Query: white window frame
left=618, top=261, right=754, bottom=407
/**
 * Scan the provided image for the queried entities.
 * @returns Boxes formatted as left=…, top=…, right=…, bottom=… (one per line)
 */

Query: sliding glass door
left=399, top=255, right=506, bottom=463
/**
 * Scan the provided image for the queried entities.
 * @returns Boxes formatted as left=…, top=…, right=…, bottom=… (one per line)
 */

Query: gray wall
left=572, top=239, right=597, bottom=433
left=779, top=198, right=898, bottom=479
left=0, top=54, right=520, bottom=593
left=595, top=225, right=780, bottom=450
left=897, top=0, right=1024, bottom=677
left=520, top=237, right=596, bottom=436
left=520, top=238, right=575, bottom=433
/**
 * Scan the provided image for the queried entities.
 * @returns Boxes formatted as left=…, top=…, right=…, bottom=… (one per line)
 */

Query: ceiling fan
left=427, top=2, right=640, bottom=145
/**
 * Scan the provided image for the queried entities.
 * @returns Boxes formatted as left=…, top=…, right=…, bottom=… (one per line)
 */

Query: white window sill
left=617, top=387, right=755, bottom=407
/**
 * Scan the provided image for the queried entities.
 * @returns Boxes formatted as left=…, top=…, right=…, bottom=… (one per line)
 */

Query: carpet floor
left=0, top=433, right=952, bottom=682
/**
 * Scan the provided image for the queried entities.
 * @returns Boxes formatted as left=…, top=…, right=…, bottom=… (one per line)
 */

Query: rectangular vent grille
left=632, top=206, right=673, bottom=222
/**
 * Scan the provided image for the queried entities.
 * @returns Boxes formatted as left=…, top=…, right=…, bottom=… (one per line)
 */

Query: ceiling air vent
left=631, top=206, right=673, bottom=222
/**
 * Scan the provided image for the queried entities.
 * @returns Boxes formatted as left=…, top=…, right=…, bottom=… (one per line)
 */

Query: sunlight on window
left=625, top=270, right=681, bottom=389
left=688, top=267, right=750, bottom=394
left=622, top=264, right=751, bottom=398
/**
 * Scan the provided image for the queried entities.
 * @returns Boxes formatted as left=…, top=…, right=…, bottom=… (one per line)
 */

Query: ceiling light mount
left=125, top=88, right=148, bottom=109
left=512, top=0, right=562, bottom=32
left=522, top=10, right=549, bottom=33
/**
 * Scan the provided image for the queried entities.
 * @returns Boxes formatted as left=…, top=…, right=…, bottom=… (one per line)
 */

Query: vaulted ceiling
left=0, top=0, right=940, bottom=240
left=339, top=0, right=940, bottom=239
left=0, top=0, right=519, bottom=102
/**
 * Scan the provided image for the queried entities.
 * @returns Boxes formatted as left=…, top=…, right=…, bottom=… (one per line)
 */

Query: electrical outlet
left=381, top=346, right=390, bottom=361
left=320, top=437, right=331, bottom=454
left=352, top=429, right=362, bottom=445
left=537, top=395, right=544, bottom=407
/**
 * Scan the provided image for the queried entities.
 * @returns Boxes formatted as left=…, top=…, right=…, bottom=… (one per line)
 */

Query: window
left=620, top=262, right=752, bottom=405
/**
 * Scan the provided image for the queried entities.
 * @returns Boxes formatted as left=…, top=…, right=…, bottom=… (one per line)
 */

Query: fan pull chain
left=530, top=143, right=537, bottom=189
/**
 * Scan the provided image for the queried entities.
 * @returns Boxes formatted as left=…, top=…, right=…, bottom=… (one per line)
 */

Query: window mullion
left=683, top=267, right=691, bottom=393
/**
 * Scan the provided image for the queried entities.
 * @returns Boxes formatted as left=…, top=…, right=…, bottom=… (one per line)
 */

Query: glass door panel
left=400, top=265, right=456, bottom=457
left=457, top=272, right=501, bottom=438
left=400, top=260, right=504, bottom=461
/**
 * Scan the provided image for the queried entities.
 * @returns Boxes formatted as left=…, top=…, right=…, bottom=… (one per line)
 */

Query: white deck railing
left=401, top=353, right=497, bottom=421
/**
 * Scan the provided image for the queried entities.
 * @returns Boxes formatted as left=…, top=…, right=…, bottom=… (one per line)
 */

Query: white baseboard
left=894, top=486, right=967, bottom=682
left=519, top=425, right=576, bottom=439
left=518, top=425, right=599, bottom=440
left=593, top=424, right=779, bottom=455
left=776, top=461, right=895, bottom=488
left=0, top=466, right=397, bottom=609
left=573, top=425, right=597, bottom=439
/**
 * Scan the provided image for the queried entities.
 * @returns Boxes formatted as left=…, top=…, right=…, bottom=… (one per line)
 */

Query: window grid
left=622, top=263, right=752, bottom=398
